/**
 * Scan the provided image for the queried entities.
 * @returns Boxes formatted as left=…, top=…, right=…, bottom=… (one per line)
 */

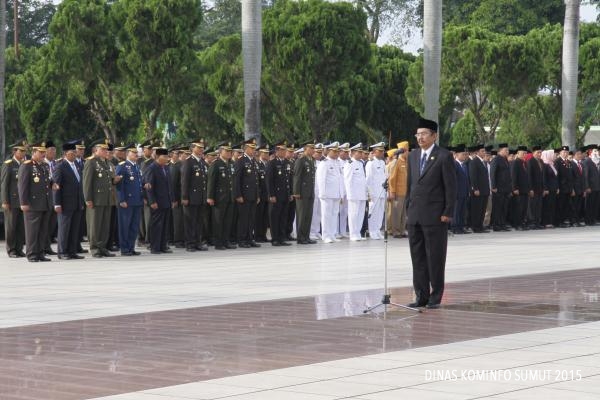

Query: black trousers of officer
left=183, top=204, right=205, bottom=248
left=170, top=204, right=184, bottom=245
left=286, top=199, right=296, bottom=238
left=295, top=197, right=314, bottom=242
left=491, top=192, right=510, bottom=228
left=529, top=193, right=543, bottom=226
left=572, top=194, right=585, bottom=223
left=24, top=210, right=51, bottom=260
left=108, top=206, right=119, bottom=247
left=557, top=192, right=573, bottom=224
left=255, top=199, right=269, bottom=241
left=4, top=207, right=25, bottom=255
left=408, top=222, right=448, bottom=306
left=469, top=194, right=487, bottom=231
left=44, top=210, right=57, bottom=251
left=212, top=201, right=233, bottom=247
left=511, top=194, right=529, bottom=228
left=451, top=196, right=467, bottom=231
left=269, top=200, right=289, bottom=243
left=237, top=200, right=257, bottom=244
left=542, top=191, right=558, bottom=226
left=585, top=191, right=600, bottom=224
left=150, top=207, right=170, bottom=252
left=57, top=208, right=83, bottom=256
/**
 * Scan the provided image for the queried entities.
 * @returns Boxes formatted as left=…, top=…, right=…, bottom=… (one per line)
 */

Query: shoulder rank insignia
left=4, top=159, right=12, bottom=164
left=119, top=161, right=126, bottom=165
left=23, top=160, right=32, bottom=164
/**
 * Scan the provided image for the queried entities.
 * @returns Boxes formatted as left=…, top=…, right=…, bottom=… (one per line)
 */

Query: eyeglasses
left=414, top=132, right=433, bottom=138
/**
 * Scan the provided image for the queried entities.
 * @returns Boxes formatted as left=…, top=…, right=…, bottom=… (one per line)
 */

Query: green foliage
left=195, top=0, right=241, bottom=50
left=6, top=0, right=57, bottom=48
left=450, top=110, right=477, bottom=146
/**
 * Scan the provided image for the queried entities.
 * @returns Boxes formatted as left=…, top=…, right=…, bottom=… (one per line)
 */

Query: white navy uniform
left=316, top=154, right=345, bottom=243
left=343, top=156, right=367, bottom=241
left=336, top=153, right=349, bottom=238
left=310, top=151, right=323, bottom=240
left=366, top=156, right=387, bottom=239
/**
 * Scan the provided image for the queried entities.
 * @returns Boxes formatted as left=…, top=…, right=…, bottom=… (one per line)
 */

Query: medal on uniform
left=98, top=173, right=103, bottom=178
left=247, top=169, right=251, bottom=173
left=222, top=173, right=226, bottom=177
left=130, top=176, right=134, bottom=181
left=195, top=172, right=200, bottom=176
left=278, top=171, right=282, bottom=175
left=33, top=176, right=40, bottom=183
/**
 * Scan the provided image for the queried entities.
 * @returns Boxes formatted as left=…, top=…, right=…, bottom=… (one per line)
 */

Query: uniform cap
left=350, top=143, right=362, bottom=151
left=9, top=138, right=28, bottom=151
left=397, top=141, right=409, bottom=150
left=369, top=142, right=386, bottom=151
left=417, top=117, right=438, bottom=132
left=155, top=147, right=168, bottom=156
left=243, top=138, right=257, bottom=149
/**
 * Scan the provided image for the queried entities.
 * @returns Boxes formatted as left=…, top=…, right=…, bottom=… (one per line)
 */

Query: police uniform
left=284, top=147, right=296, bottom=240
left=310, top=144, right=324, bottom=240
left=255, top=147, right=269, bottom=242
left=1, top=141, right=27, bottom=257
left=181, top=140, right=209, bottom=251
left=233, top=139, right=261, bottom=248
left=207, top=143, right=235, bottom=249
left=316, top=143, right=345, bottom=243
left=116, top=145, right=143, bottom=256
left=17, top=142, right=53, bottom=262
left=266, top=142, right=292, bottom=246
left=83, top=140, right=115, bottom=257
left=293, top=143, right=316, bottom=244
left=343, top=143, right=367, bottom=241
left=365, top=142, right=387, bottom=240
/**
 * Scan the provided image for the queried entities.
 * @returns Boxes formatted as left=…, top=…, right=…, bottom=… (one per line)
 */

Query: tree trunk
left=423, top=0, right=442, bottom=129
left=0, top=0, right=6, bottom=161
left=242, top=0, right=262, bottom=143
left=561, top=0, right=580, bottom=148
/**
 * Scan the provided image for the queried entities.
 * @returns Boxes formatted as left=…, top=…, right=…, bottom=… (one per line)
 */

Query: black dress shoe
left=121, top=252, right=134, bottom=256
left=426, top=303, right=441, bottom=309
left=103, top=252, right=116, bottom=257
left=57, top=254, right=72, bottom=260
left=8, top=253, right=19, bottom=258
left=77, top=248, right=89, bottom=254
left=38, top=256, right=51, bottom=262
left=225, top=244, right=237, bottom=249
left=69, top=254, right=84, bottom=259
left=307, top=239, right=317, bottom=244
left=297, top=240, right=309, bottom=245
left=161, top=249, right=173, bottom=254
left=28, top=258, right=39, bottom=263
left=272, top=242, right=282, bottom=247
left=92, top=253, right=104, bottom=258
left=175, top=242, right=185, bottom=248
left=16, top=251, right=26, bottom=257
left=278, top=241, right=292, bottom=246
left=196, top=245, right=209, bottom=251
left=249, top=241, right=261, bottom=248
left=407, top=302, right=427, bottom=308
left=186, top=247, right=197, bottom=252
left=131, top=251, right=141, bottom=256
left=108, top=245, right=120, bottom=252
left=150, top=251, right=162, bottom=254
left=215, top=245, right=226, bottom=250
left=45, top=249, right=57, bottom=256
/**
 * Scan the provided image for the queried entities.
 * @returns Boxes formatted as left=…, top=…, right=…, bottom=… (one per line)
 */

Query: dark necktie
left=420, top=153, right=427, bottom=175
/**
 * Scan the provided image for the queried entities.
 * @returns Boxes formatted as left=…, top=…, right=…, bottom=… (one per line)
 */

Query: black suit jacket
left=490, top=156, right=512, bottom=193
left=468, top=156, right=490, bottom=196
left=266, top=158, right=291, bottom=202
left=527, top=157, right=544, bottom=194
left=583, top=158, right=600, bottom=191
left=53, top=160, right=84, bottom=211
left=233, top=154, right=259, bottom=201
left=555, top=157, right=574, bottom=193
left=146, top=162, right=173, bottom=209
left=511, top=158, right=530, bottom=193
left=406, top=145, right=456, bottom=226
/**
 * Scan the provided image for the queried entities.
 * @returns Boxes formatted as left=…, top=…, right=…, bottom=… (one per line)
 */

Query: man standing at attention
left=406, top=118, right=456, bottom=309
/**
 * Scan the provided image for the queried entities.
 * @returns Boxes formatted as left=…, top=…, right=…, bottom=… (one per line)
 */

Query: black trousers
left=469, top=194, right=487, bottom=231
left=451, top=196, right=467, bottom=231
left=183, top=204, right=206, bottom=248
left=585, top=191, right=600, bottom=224
left=24, top=210, right=51, bottom=260
left=511, top=194, right=529, bottom=228
left=557, top=192, right=573, bottom=224
left=150, top=207, right=170, bottom=252
left=4, top=207, right=25, bottom=255
left=529, top=193, right=543, bottom=226
left=44, top=210, right=57, bottom=251
left=491, top=192, right=510, bottom=228
left=572, top=194, right=585, bottom=223
left=286, top=199, right=296, bottom=237
left=295, top=197, right=314, bottom=242
left=57, top=208, right=83, bottom=256
left=212, top=201, right=233, bottom=247
left=255, top=199, right=269, bottom=240
left=407, top=223, right=448, bottom=306
left=237, top=200, right=257, bottom=244
left=269, top=200, right=289, bottom=243
left=542, top=191, right=558, bottom=226
left=108, top=205, right=119, bottom=247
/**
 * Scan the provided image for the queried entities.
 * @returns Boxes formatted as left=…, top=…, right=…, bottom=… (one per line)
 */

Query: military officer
left=145, top=148, right=175, bottom=254
left=42, top=140, right=58, bottom=255
left=106, top=142, right=120, bottom=251
left=168, top=146, right=185, bottom=248
left=181, top=139, right=209, bottom=252
left=366, top=142, right=387, bottom=240
left=138, top=140, right=155, bottom=245
left=233, top=138, right=261, bottom=248
left=309, top=143, right=324, bottom=240
left=490, top=143, right=512, bottom=231
left=83, top=139, right=119, bottom=258
left=18, top=141, right=52, bottom=262
left=266, top=141, right=292, bottom=246
left=344, top=143, right=368, bottom=241
left=255, top=145, right=270, bottom=242
left=316, top=142, right=344, bottom=243
left=208, top=142, right=236, bottom=250
left=293, top=142, right=316, bottom=244
left=115, top=144, right=143, bottom=256
left=284, top=144, right=297, bottom=240
left=1, top=139, right=27, bottom=257
left=337, top=142, right=350, bottom=238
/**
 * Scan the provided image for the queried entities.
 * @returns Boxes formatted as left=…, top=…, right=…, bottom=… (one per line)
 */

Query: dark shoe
left=108, top=245, right=120, bottom=252
left=215, top=245, right=226, bottom=250
left=16, top=251, right=26, bottom=257
left=272, top=242, right=282, bottom=247
left=452, top=229, right=464, bottom=235
left=426, top=303, right=441, bottom=309
left=57, top=254, right=72, bottom=260
left=103, top=252, right=116, bottom=257
left=121, top=252, right=134, bottom=256
left=77, top=248, right=89, bottom=254
left=150, top=250, right=162, bottom=254
left=175, top=242, right=186, bottom=248
left=196, top=245, right=209, bottom=251
left=38, top=256, right=51, bottom=262
left=307, top=239, right=317, bottom=244
left=225, top=244, right=237, bottom=249
left=92, top=253, right=104, bottom=258
left=186, top=247, right=197, bottom=252
left=559, top=223, right=569, bottom=228
left=249, top=241, right=261, bottom=248
left=297, top=240, right=309, bottom=245
left=407, top=302, right=427, bottom=308
left=238, top=243, right=251, bottom=248
left=279, top=241, right=292, bottom=246
left=28, top=258, right=39, bottom=263
left=286, top=236, right=294, bottom=241
left=45, top=249, right=57, bottom=256
left=8, top=253, right=19, bottom=258
left=161, top=249, right=173, bottom=254
left=131, top=251, right=141, bottom=256
left=70, top=254, right=84, bottom=259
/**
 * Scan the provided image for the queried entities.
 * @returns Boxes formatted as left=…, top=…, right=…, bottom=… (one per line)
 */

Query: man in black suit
left=233, top=139, right=260, bottom=248
left=468, top=144, right=490, bottom=233
left=527, top=146, right=545, bottom=229
left=451, top=144, right=470, bottom=234
left=572, top=148, right=586, bottom=226
left=180, top=140, right=209, bottom=252
left=53, top=141, right=85, bottom=260
left=405, top=118, right=456, bottom=309
left=555, top=145, right=574, bottom=227
left=510, top=146, right=531, bottom=230
left=490, top=144, right=512, bottom=231
left=145, top=148, right=175, bottom=254
left=266, top=141, right=293, bottom=246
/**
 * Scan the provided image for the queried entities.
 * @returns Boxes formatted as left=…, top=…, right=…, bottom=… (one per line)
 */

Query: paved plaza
left=1, top=227, right=599, bottom=399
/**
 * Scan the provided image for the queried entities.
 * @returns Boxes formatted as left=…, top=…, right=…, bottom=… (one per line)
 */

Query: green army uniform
left=293, top=153, right=316, bottom=243
left=83, top=154, right=114, bottom=257
left=207, top=157, right=235, bottom=249
left=1, top=157, right=25, bottom=256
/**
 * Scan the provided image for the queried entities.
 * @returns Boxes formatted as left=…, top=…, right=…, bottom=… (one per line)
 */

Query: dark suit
left=527, top=157, right=544, bottom=227
left=490, top=155, right=512, bottom=229
left=116, top=160, right=143, bottom=254
left=542, top=164, right=559, bottom=226
left=266, top=158, right=291, bottom=243
left=555, top=157, right=574, bottom=225
left=468, top=156, right=489, bottom=232
left=452, top=160, right=469, bottom=232
left=233, top=154, right=259, bottom=245
left=293, top=155, right=316, bottom=242
left=583, top=158, right=600, bottom=224
left=53, top=160, right=85, bottom=257
left=406, top=145, right=456, bottom=306
left=145, top=162, right=173, bottom=253
left=207, top=158, right=235, bottom=248
left=510, top=158, right=530, bottom=228
left=572, top=160, right=585, bottom=224
left=255, top=159, right=269, bottom=241
left=181, top=155, right=208, bottom=249
left=169, top=160, right=184, bottom=246
left=1, top=158, right=25, bottom=256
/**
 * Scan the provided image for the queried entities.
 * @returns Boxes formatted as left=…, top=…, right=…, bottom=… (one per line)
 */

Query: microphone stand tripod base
left=364, top=294, right=423, bottom=314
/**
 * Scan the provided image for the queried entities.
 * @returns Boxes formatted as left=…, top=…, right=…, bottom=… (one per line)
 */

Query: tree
left=195, top=0, right=241, bottom=49
left=112, top=0, right=202, bottom=139
left=6, top=0, right=56, bottom=48
left=241, top=0, right=262, bottom=142
left=422, top=0, right=442, bottom=125
left=262, top=0, right=374, bottom=142
left=354, top=0, right=420, bottom=44
left=562, top=0, right=581, bottom=148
